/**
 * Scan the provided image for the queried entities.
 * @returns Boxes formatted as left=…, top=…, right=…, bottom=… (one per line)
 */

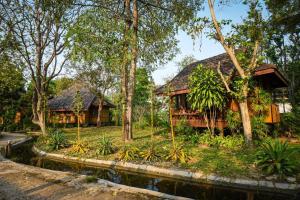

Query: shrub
left=183, top=132, right=200, bottom=145
left=225, top=110, right=242, bottom=134
left=280, top=106, right=300, bottom=136
left=198, top=131, right=244, bottom=149
left=118, top=146, right=139, bottom=161
left=140, top=143, right=160, bottom=161
left=48, top=129, right=68, bottom=150
left=97, top=136, right=114, bottom=156
left=175, top=118, right=193, bottom=135
left=251, top=116, right=269, bottom=139
left=71, top=140, right=89, bottom=154
left=165, top=144, right=188, bottom=163
left=255, top=140, right=296, bottom=177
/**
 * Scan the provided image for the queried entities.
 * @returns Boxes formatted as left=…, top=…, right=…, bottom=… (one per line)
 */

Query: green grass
left=34, top=126, right=300, bottom=180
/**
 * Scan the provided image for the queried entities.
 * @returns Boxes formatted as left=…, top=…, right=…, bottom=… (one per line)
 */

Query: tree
left=188, top=64, right=226, bottom=135
left=120, top=0, right=203, bottom=141
left=68, top=8, right=119, bottom=127
left=176, top=55, right=197, bottom=72
left=72, top=91, right=83, bottom=141
left=190, top=0, right=264, bottom=145
left=133, top=68, right=152, bottom=128
left=52, top=77, right=74, bottom=96
left=0, top=55, right=25, bottom=131
left=0, top=0, right=76, bottom=135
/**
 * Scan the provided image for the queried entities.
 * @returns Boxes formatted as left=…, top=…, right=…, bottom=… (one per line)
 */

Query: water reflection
left=9, top=142, right=299, bottom=200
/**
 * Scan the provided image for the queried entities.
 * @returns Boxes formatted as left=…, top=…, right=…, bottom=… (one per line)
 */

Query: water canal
left=7, top=141, right=299, bottom=200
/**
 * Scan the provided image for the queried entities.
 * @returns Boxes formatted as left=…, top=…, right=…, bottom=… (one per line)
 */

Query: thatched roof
left=156, top=53, right=287, bottom=94
left=48, top=84, right=115, bottom=111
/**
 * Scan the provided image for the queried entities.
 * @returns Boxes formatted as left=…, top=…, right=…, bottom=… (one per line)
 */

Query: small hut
left=48, top=85, right=115, bottom=125
left=156, top=53, right=288, bottom=129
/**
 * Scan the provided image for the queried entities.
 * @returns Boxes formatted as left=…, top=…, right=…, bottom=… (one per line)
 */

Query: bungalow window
left=174, top=94, right=190, bottom=111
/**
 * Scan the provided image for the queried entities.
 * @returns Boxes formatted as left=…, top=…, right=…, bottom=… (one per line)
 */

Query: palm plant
left=140, top=143, right=160, bottom=161
left=255, top=140, right=296, bottom=177
left=97, top=136, right=114, bottom=156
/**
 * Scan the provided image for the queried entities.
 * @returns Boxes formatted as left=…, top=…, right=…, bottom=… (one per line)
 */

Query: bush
left=175, top=118, right=193, bottom=135
left=280, top=106, right=300, bottom=136
left=255, top=140, right=296, bottom=177
left=97, top=136, right=114, bottom=156
left=165, top=144, right=188, bottom=163
left=225, top=110, right=242, bottom=134
left=140, top=143, right=160, bottom=161
left=183, top=132, right=200, bottom=145
left=251, top=116, right=269, bottom=139
left=118, top=146, right=140, bottom=161
left=198, top=131, right=244, bottom=149
left=71, top=140, right=89, bottom=154
left=48, top=129, right=68, bottom=150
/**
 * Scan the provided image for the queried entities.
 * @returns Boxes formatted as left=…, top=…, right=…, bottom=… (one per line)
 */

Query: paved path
left=0, top=132, right=27, bottom=147
left=0, top=157, right=156, bottom=200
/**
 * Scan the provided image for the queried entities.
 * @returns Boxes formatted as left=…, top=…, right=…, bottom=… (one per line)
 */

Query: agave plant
left=97, top=136, right=114, bottom=156
left=165, top=144, right=188, bottom=164
left=118, top=146, right=139, bottom=161
left=140, top=143, right=160, bottom=161
left=255, top=140, right=296, bottom=177
left=48, top=129, right=68, bottom=150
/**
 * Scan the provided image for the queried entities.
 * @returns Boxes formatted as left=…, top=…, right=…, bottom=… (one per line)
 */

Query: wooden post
left=5, top=140, right=12, bottom=158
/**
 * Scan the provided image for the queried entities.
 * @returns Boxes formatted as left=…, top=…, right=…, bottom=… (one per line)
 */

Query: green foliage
left=198, top=131, right=244, bottom=149
left=251, top=116, right=269, bottom=139
left=97, top=136, right=114, bottom=156
left=48, top=129, right=68, bottom=150
left=280, top=107, right=300, bottom=136
left=183, top=132, right=200, bottom=145
left=118, top=146, right=140, bottom=161
left=188, top=64, right=226, bottom=112
left=165, top=144, right=188, bottom=163
left=226, top=110, right=242, bottom=134
left=51, top=77, right=74, bottom=96
left=255, top=140, right=297, bottom=177
left=140, top=143, right=160, bottom=161
left=175, top=118, right=193, bottom=135
left=72, top=91, right=84, bottom=116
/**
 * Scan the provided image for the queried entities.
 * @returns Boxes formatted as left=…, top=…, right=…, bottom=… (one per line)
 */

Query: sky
left=152, top=2, right=251, bottom=85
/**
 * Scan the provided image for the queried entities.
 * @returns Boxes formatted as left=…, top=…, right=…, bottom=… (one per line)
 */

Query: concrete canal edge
left=32, top=146, right=299, bottom=194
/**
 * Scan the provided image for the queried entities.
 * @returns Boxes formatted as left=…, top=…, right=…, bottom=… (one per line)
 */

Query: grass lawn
left=34, top=126, right=300, bottom=180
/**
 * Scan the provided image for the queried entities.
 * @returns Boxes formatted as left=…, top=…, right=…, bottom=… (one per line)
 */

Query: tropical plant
left=140, top=143, right=160, bottom=161
left=165, top=144, right=188, bottom=163
left=97, top=136, right=114, bottom=156
left=188, top=64, right=226, bottom=135
left=118, top=146, right=140, bottom=161
left=225, top=110, right=242, bottom=135
left=255, top=140, right=297, bottom=177
left=175, top=118, right=194, bottom=135
left=48, top=129, right=68, bottom=150
left=183, top=132, right=200, bottom=145
left=71, top=140, right=89, bottom=154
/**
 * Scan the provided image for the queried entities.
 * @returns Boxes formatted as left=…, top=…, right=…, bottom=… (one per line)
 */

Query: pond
left=8, top=141, right=299, bottom=200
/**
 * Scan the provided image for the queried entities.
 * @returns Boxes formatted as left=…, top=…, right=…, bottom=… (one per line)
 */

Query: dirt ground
left=0, top=157, right=156, bottom=200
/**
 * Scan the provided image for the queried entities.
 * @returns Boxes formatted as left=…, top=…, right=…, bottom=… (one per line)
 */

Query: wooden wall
left=48, top=106, right=111, bottom=125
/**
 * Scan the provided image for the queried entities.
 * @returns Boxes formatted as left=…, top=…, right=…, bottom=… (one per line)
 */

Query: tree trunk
left=77, top=114, right=80, bottom=141
left=97, top=97, right=104, bottom=127
left=32, top=89, right=47, bottom=135
left=239, top=101, right=252, bottom=145
left=122, top=0, right=131, bottom=141
left=124, top=0, right=138, bottom=141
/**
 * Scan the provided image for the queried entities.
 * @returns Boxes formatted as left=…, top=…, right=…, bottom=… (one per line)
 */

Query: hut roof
left=48, top=84, right=115, bottom=111
left=156, top=53, right=287, bottom=94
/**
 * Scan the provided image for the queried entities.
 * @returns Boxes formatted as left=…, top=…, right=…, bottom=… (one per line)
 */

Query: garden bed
left=33, top=126, right=300, bottom=183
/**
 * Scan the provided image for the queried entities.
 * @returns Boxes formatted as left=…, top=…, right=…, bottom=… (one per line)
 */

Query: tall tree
left=0, top=0, right=76, bottom=135
left=68, top=8, right=119, bottom=127
left=120, top=0, right=203, bottom=141
left=188, top=0, right=264, bottom=144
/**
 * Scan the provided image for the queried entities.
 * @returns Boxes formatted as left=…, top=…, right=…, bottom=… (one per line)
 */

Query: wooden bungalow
left=48, top=85, right=115, bottom=125
left=156, top=53, right=288, bottom=129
